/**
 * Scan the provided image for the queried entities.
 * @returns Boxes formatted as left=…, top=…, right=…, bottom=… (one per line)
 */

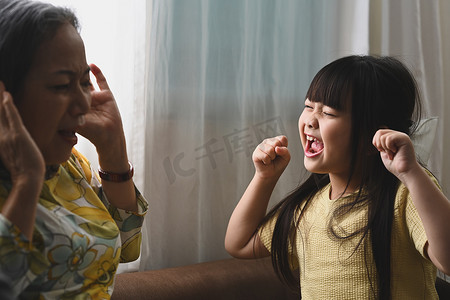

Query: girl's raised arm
left=373, top=129, right=450, bottom=275
left=225, top=136, right=290, bottom=258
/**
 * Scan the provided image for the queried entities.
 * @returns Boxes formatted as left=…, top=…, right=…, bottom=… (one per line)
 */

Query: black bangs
left=305, top=58, right=355, bottom=112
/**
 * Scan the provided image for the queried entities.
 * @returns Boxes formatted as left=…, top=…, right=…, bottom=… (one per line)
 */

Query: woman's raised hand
left=0, top=82, right=45, bottom=239
left=77, top=64, right=125, bottom=152
left=252, top=135, right=290, bottom=179
left=0, top=82, right=45, bottom=182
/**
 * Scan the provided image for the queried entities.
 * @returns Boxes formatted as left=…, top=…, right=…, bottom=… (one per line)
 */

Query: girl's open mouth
left=305, top=135, right=324, bottom=158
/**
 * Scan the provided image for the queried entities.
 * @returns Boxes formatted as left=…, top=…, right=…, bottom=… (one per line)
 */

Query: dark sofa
left=112, top=257, right=450, bottom=299
left=111, top=257, right=298, bottom=300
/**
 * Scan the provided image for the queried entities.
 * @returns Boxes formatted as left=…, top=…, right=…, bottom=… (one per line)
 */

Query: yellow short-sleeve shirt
left=259, top=176, right=439, bottom=299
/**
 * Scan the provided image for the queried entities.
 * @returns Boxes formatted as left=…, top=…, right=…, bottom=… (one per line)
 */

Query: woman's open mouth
left=58, top=130, right=78, bottom=145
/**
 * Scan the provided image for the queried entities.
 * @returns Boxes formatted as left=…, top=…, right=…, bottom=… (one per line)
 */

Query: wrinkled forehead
left=28, top=23, right=87, bottom=78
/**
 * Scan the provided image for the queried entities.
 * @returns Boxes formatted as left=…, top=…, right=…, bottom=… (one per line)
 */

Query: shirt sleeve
left=0, top=213, right=49, bottom=295
left=70, top=148, right=149, bottom=263
left=258, top=215, right=276, bottom=253
left=258, top=212, right=299, bottom=269
left=401, top=169, right=441, bottom=259
left=100, top=188, right=148, bottom=262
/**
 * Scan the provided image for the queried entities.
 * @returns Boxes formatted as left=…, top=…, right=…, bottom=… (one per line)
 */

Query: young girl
left=225, top=55, right=450, bottom=299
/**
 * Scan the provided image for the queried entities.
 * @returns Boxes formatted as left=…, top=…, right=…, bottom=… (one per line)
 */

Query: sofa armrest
left=112, top=257, right=299, bottom=300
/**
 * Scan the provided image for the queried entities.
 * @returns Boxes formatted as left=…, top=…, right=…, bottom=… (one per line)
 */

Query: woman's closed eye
left=81, top=80, right=92, bottom=90
left=51, top=83, right=70, bottom=91
left=50, top=80, right=91, bottom=92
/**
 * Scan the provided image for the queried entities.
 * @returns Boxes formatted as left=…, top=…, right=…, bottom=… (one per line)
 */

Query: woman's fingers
left=89, top=63, right=110, bottom=91
left=2, top=91, right=23, bottom=130
left=0, top=82, right=8, bottom=128
left=0, top=86, right=45, bottom=179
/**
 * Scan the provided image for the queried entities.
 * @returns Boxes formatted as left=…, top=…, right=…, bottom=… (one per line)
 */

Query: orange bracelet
left=98, top=161, right=134, bottom=182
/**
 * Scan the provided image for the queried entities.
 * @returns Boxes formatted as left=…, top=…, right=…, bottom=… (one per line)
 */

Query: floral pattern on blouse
left=0, top=148, right=148, bottom=299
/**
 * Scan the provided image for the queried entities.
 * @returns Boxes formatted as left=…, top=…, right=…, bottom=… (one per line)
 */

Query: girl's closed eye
left=304, top=99, right=314, bottom=110
left=322, top=105, right=338, bottom=117
left=323, top=111, right=337, bottom=117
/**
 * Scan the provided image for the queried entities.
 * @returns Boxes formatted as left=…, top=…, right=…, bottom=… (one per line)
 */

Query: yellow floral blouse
left=0, top=148, right=148, bottom=299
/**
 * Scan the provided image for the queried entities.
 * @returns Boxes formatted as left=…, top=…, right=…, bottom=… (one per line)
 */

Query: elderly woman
left=0, top=0, right=148, bottom=298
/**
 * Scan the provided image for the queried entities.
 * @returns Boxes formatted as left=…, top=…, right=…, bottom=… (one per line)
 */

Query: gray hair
left=0, top=0, right=79, bottom=99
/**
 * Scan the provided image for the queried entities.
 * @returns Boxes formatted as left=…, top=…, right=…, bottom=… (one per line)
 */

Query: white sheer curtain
left=369, top=0, right=450, bottom=281
left=369, top=0, right=450, bottom=198
left=36, top=0, right=450, bottom=274
left=141, top=0, right=450, bottom=271
left=140, top=0, right=369, bottom=270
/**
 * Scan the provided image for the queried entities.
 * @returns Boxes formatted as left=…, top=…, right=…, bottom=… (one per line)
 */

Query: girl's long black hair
left=259, top=55, right=421, bottom=299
